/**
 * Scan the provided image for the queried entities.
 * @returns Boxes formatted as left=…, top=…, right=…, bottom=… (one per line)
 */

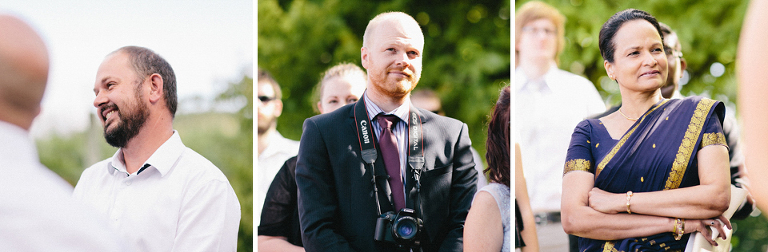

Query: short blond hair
left=317, top=63, right=366, bottom=99
left=515, top=1, right=566, bottom=66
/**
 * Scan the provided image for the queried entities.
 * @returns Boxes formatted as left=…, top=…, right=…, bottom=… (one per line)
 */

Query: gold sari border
left=665, top=98, right=716, bottom=190
left=602, top=241, right=618, bottom=252
left=596, top=100, right=670, bottom=178
left=701, top=132, right=727, bottom=149
left=563, top=159, right=592, bottom=175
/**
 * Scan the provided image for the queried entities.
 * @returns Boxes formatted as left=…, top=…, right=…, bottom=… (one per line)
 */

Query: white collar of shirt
left=108, top=131, right=184, bottom=177
left=0, top=121, right=38, bottom=166
left=363, top=91, right=411, bottom=123
left=516, top=62, right=565, bottom=94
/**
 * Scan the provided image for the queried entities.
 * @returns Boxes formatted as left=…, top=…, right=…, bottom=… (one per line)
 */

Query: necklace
left=618, top=108, right=639, bottom=121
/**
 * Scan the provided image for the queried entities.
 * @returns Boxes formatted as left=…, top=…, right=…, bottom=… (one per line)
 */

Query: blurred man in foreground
left=0, top=13, right=124, bottom=251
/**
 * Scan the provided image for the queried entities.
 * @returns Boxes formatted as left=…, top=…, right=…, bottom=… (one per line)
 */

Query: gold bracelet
left=672, top=218, right=678, bottom=234
left=626, top=191, right=633, bottom=214
left=673, top=218, right=685, bottom=240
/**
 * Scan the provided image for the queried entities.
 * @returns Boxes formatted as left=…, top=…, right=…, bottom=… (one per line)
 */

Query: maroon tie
left=376, top=114, right=405, bottom=211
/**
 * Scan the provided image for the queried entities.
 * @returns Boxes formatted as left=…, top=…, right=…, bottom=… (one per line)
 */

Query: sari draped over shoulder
left=564, top=96, right=727, bottom=252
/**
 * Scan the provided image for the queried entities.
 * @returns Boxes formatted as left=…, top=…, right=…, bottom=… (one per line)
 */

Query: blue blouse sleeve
left=700, top=101, right=728, bottom=150
left=564, top=120, right=596, bottom=175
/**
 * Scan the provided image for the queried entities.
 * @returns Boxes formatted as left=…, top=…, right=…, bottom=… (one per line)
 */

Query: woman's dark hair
left=599, top=9, right=663, bottom=63
left=485, top=85, right=510, bottom=187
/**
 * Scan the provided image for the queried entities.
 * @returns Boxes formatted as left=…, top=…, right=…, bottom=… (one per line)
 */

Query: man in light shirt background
left=256, top=68, right=300, bottom=227
left=514, top=2, right=606, bottom=252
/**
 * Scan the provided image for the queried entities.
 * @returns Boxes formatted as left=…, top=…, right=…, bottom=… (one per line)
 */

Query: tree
left=258, top=0, right=511, bottom=163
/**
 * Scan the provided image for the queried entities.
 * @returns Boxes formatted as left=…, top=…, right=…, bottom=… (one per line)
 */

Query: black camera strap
left=354, top=97, right=424, bottom=217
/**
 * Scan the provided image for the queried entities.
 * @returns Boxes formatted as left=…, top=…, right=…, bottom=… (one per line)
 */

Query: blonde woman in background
left=258, top=63, right=366, bottom=252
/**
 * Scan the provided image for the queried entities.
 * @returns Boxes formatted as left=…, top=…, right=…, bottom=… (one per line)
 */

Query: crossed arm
left=561, top=145, right=731, bottom=243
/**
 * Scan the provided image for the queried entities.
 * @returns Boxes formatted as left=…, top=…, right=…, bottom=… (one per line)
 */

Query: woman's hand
left=588, top=188, right=624, bottom=214
left=684, top=215, right=732, bottom=246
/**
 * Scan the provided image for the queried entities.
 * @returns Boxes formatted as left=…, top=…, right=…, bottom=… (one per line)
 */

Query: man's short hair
left=258, top=67, right=282, bottom=100
left=362, top=12, right=422, bottom=49
left=515, top=1, right=566, bottom=65
left=114, top=46, right=178, bottom=117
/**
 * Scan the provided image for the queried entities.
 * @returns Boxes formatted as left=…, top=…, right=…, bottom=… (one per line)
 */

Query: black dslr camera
left=374, top=208, right=423, bottom=248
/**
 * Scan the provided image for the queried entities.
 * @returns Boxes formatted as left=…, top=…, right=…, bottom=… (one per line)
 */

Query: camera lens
left=393, top=217, right=418, bottom=240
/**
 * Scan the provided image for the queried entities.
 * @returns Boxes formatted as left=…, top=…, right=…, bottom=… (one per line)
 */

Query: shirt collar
left=516, top=62, right=561, bottom=93
left=108, top=130, right=185, bottom=177
left=363, top=91, right=411, bottom=124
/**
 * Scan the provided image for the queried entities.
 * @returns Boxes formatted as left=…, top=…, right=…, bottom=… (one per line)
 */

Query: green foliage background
left=258, top=0, right=511, bottom=163
left=37, top=76, right=254, bottom=251
left=514, top=0, right=767, bottom=251
left=515, top=0, right=745, bottom=108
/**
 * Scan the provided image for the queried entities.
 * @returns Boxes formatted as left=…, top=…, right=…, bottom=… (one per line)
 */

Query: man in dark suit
left=295, top=11, right=478, bottom=252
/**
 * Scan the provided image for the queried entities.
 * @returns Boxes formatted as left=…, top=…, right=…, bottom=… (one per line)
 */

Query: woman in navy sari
left=561, top=9, right=732, bottom=252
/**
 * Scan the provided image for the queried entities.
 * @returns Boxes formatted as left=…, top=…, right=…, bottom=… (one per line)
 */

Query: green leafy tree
left=258, top=0, right=511, bottom=163
left=515, top=0, right=746, bottom=108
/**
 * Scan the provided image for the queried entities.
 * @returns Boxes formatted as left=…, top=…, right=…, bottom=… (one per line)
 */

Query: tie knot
left=376, top=114, right=400, bottom=130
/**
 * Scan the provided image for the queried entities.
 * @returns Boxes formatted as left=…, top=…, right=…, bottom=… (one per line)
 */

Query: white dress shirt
left=515, top=65, right=606, bottom=213
left=73, top=131, right=241, bottom=252
left=256, top=131, right=299, bottom=226
left=0, top=121, right=125, bottom=251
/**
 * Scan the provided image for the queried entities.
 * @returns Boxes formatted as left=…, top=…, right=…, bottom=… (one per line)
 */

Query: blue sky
left=1, top=0, right=253, bottom=137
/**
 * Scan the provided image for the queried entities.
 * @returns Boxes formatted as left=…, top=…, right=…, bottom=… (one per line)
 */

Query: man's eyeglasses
left=664, top=46, right=683, bottom=58
left=521, top=26, right=556, bottom=36
left=258, top=96, right=276, bottom=103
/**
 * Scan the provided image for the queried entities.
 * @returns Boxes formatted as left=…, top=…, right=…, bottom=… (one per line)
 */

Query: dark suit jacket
left=295, top=100, right=478, bottom=252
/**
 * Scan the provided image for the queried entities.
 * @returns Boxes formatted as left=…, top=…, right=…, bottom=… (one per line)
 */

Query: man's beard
left=369, top=66, right=419, bottom=99
left=103, top=92, right=150, bottom=148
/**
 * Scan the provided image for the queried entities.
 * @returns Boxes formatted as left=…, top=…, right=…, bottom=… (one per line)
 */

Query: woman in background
left=464, top=86, right=511, bottom=252
left=258, top=63, right=367, bottom=252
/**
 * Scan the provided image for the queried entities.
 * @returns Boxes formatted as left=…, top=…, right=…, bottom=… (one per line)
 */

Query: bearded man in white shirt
left=0, top=14, right=124, bottom=251
left=73, top=46, right=241, bottom=251
left=514, top=2, right=605, bottom=252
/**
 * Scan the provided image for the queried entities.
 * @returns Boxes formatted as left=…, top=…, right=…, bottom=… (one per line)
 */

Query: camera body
left=374, top=208, right=423, bottom=248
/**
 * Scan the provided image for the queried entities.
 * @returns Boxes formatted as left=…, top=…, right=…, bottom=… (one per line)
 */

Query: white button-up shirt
left=515, top=65, right=606, bottom=213
left=256, top=131, right=299, bottom=226
left=0, top=121, right=125, bottom=251
left=73, top=131, right=241, bottom=252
